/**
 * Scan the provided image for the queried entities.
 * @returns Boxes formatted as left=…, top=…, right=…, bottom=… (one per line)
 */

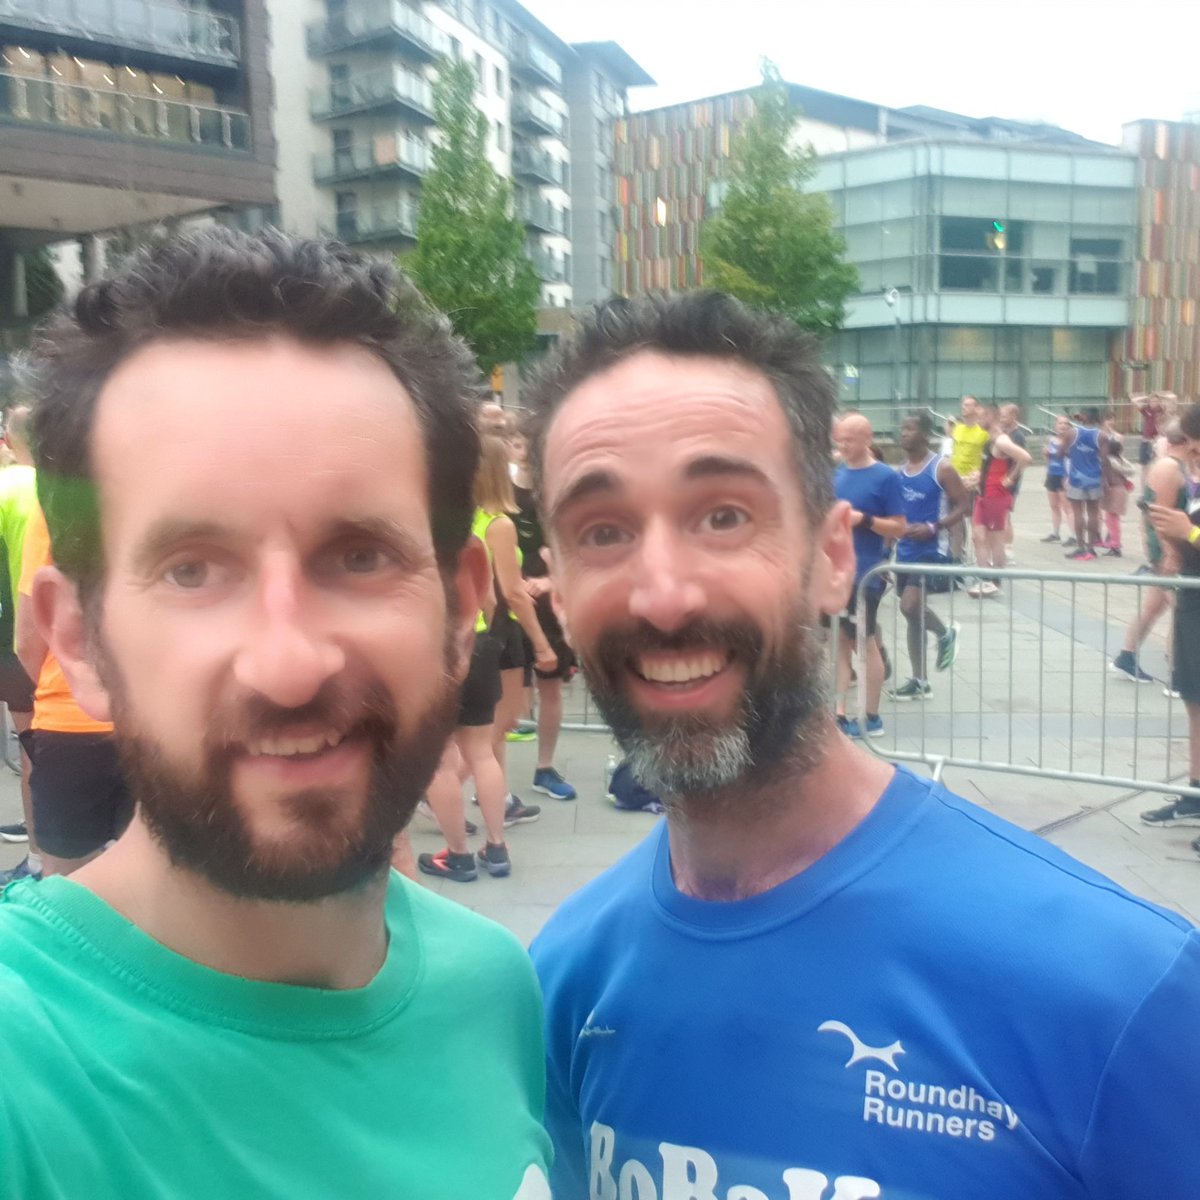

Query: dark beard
left=579, top=603, right=829, bottom=803
left=103, top=665, right=458, bottom=903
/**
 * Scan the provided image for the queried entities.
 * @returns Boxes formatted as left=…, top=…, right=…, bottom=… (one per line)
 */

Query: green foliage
left=701, top=62, right=858, bottom=334
left=408, top=58, right=540, bottom=374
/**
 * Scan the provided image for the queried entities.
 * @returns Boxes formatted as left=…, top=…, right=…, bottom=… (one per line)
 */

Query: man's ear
left=811, top=501, right=856, bottom=617
left=448, top=535, right=491, bottom=681
left=31, top=567, right=112, bottom=723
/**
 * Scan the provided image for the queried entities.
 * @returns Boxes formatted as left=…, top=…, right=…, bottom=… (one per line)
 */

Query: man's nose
left=232, top=554, right=345, bottom=709
left=627, top=520, right=706, bottom=634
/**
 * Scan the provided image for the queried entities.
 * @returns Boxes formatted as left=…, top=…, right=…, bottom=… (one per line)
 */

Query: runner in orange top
left=15, top=503, right=130, bottom=875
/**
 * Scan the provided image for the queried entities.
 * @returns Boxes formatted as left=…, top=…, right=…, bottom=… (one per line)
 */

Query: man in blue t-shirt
left=526, top=291, right=1200, bottom=1200
left=832, top=414, right=905, bottom=738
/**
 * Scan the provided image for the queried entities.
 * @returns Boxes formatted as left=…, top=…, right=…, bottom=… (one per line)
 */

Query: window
left=494, top=65, right=505, bottom=97
left=495, top=120, right=507, bottom=152
left=474, top=53, right=485, bottom=91
left=449, top=37, right=461, bottom=60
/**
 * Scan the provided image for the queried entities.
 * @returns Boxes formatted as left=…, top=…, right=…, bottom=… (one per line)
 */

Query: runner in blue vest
left=1062, top=407, right=1107, bottom=560
left=888, top=413, right=972, bottom=700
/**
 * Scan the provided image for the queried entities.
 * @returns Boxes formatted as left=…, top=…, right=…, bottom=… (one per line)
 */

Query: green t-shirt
left=0, top=874, right=552, bottom=1199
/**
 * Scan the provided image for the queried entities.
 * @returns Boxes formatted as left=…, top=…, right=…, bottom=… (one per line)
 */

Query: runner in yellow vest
left=948, top=395, right=990, bottom=559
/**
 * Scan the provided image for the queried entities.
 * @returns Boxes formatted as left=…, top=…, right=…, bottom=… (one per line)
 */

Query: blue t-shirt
left=531, top=766, right=1200, bottom=1200
left=1068, top=427, right=1102, bottom=490
left=1046, top=436, right=1066, bottom=479
left=835, top=462, right=904, bottom=584
left=895, top=455, right=950, bottom=564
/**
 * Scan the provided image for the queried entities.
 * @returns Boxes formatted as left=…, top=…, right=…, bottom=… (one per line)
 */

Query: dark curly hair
left=25, top=227, right=483, bottom=607
left=524, top=291, right=836, bottom=526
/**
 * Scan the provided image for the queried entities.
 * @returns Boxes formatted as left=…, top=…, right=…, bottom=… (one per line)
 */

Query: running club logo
left=818, top=1019, right=1020, bottom=1144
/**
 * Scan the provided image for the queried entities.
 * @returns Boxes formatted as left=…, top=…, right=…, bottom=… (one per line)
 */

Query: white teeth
left=637, top=652, right=726, bottom=684
left=247, top=731, right=344, bottom=758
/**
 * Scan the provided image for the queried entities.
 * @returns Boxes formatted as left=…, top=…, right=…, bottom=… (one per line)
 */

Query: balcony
left=0, top=68, right=250, bottom=150
left=313, top=134, right=428, bottom=185
left=323, top=198, right=420, bottom=246
left=517, top=193, right=564, bottom=236
left=311, top=65, right=434, bottom=123
left=512, top=145, right=563, bottom=187
left=0, top=0, right=240, bottom=73
left=510, top=37, right=561, bottom=89
left=511, top=91, right=563, bottom=138
left=528, top=246, right=566, bottom=283
left=306, top=0, right=448, bottom=62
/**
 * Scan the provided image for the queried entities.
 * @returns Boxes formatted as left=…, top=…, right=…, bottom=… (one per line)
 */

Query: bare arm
left=15, top=594, right=46, bottom=684
left=936, top=459, right=972, bottom=530
left=486, top=517, right=556, bottom=670
left=994, top=433, right=1032, bottom=485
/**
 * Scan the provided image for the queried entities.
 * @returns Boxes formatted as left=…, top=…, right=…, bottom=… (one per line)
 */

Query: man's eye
left=580, top=524, right=629, bottom=549
left=164, top=561, right=211, bottom=589
left=701, top=506, right=749, bottom=533
left=342, top=546, right=385, bottom=574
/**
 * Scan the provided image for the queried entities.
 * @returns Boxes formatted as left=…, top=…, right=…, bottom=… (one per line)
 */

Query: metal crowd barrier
left=852, top=561, right=1200, bottom=801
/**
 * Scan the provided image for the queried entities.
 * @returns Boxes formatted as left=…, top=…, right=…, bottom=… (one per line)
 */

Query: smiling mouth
left=631, top=650, right=734, bottom=685
left=243, top=729, right=349, bottom=759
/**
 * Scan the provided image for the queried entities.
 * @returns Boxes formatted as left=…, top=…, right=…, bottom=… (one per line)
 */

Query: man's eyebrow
left=683, top=455, right=773, bottom=487
left=323, top=516, right=428, bottom=567
left=547, top=469, right=623, bottom=526
left=131, top=519, right=230, bottom=575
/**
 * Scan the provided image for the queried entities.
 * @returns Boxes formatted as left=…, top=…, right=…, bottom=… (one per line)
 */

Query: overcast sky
left=524, top=0, right=1199, bottom=146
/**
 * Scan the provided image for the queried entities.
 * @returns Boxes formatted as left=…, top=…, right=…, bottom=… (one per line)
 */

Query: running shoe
left=1102, top=547, right=1122, bottom=557
left=0, top=821, right=28, bottom=844
left=0, top=857, right=41, bottom=886
left=936, top=622, right=960, bottom=671
left=1065, top=548, right=1096, bottom=561
left=532, top=767, right=577, bottom=801
left=505, top=729, right=537, bottom=743
left=417, top=848, right=478, bottom=882
left=836, top=715, right=854, bottom=736
left=889, top=678, right=932, bottom=701
left=1040, top=532, right=1062, bottom=543
left=1062, top=537, right=1078, bottom=548
left=1164, top=686, right=1182, bottom=700
left=966, top=581, right=999, bottom=598
left=415, top=800, right=477, bottom=837
left=1109, top=650, right=1153, bottom=683
left=1132, top=564, right=1154, bottom=577
left=863, top=715, right=885, bottom=739
left=503, top=794, right=541, bottom=826
left=1140, top=797, right=1200, bottom=828
left=476, top=841, right=512, bottom=877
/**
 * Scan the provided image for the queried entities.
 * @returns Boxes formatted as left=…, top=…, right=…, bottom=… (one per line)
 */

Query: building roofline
left=570, top=40, right=655, bottom=87
left=813, top=135, right=1135, bottom=165
left=490, top=0, right=574, bottom=58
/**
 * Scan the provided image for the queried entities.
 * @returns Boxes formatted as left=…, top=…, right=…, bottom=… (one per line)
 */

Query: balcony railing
left=510, top=37, right=561, bottom=88
left=311, top=65, right=433, bottom=122
left=0, top=68, right=250, bottom=149
left=528, top=246, right=566, bottom=283
left=511, top=91, right=563, bottom=137
left=306, top=0, right=448, bottom=60
left=512, top=145, right=563, bottom=187
left=313, top=135, right=428, bottom=185
left=517, top=193, right=565, bottom=236
left=323, top=199, right=420, bottom=246
left=0, top=0, right=240, bottom=65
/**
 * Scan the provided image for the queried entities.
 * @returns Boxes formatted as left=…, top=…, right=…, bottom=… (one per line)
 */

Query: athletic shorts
left=457, top=633, right=503, bottom=727
left=519, top=591, right=576, bottom=682
left=19, top=729, right=132, bottom=860
left=0, top=651, right=34, bottom=713
left=838, top=582, right=884, bottom=638
left=492, top=610, right=530, bottom=684
left=1172, top=588, right=1200, bottom=704
left=895, top=566, right=953, bottom=596
left=1066, top=484, right=1103, bottom=503
left=1139, top=439, right=1154, bottom=466
left=1044, top=474, right=1065, bottom=493
left=973, top=491, right=1013, bottom=532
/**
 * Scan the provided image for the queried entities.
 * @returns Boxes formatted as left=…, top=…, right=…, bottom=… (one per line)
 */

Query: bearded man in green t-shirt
left=0, top=231, right=551, bottom=1200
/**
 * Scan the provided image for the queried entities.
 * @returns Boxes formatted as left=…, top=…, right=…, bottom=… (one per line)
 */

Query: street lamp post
left=885, top=287, right=901, bottom=431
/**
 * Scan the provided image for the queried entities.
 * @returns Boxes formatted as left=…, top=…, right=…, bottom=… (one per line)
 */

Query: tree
left=408, top=59, right=540, bottom=374
left=701, top=63, right=858, bottom=334
left=23, top=246, right=64, bottom=321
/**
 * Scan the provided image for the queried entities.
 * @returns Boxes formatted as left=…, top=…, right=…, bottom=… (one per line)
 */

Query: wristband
left=861, top=513, right=874, bottom=533
left=928, top=522, right=938, bottom=535
left=1188, top=526, right=1200, bottom=546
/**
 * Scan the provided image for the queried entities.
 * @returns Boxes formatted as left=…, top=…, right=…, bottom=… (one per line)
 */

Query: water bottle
left=604, top=753, right=618, bottom=796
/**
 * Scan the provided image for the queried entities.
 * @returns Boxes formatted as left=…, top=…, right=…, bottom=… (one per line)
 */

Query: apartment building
left=0, top=0, right=275, bottom=326
left=269, top=0, right=651, bottom=317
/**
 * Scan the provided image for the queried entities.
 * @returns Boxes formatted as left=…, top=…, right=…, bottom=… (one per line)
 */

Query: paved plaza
left=2, top=467, right=1197, bottom=943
